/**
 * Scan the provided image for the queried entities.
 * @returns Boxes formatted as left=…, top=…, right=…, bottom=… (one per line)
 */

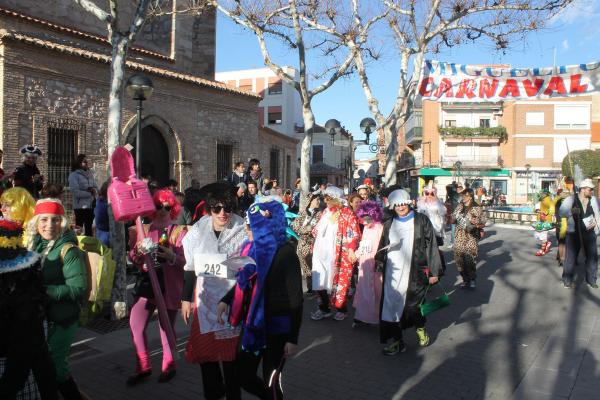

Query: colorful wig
left=355, top=200, right=383, bottom=223
left=153, top=189, right=181, bottom=220
left=1, top=187, right=35, bottom=226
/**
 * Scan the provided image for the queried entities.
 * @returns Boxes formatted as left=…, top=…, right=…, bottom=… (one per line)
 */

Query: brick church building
left=0, top=0, right=298, bottom=193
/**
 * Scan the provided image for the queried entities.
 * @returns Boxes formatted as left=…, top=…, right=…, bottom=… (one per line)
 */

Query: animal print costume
left=291, top=208, right=323, bottom=278
left=452, top=203, right=486, bottom=283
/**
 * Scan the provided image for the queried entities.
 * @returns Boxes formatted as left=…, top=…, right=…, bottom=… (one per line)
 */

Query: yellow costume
left=535, top=190, right=554, bottom=256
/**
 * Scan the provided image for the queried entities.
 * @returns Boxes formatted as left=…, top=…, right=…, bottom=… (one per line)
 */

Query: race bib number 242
left=194, top=253, right=227, bottom=279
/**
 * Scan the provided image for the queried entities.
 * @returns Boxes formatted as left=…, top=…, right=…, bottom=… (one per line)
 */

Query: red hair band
left=34, top=201, right=64, bottom=216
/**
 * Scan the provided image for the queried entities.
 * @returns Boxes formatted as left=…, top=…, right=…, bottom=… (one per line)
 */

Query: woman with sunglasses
left=127, top=189, right=187, bottom=385
left=181, top=182, right=247, bottom=400
left=417, top=184, right=446, bottom=247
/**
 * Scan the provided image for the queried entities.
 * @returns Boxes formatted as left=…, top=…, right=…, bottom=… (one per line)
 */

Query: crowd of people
left=13, top=144, right=588, bottom=400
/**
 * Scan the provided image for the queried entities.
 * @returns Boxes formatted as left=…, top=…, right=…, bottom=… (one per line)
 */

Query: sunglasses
left=211, top=205, right=233, bottom=214
left=423, top=190, right=435, bottom=196
left=156, top=204, right=172, bottom=212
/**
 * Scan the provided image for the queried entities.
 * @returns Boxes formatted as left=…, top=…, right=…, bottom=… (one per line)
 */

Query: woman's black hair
left=206, top=184, right=238, bottom=212
left=71, top=154, right=87, bottom=171
left=100, top=180, right=110, bottom=198
left=247, top=159, right=261, bottom=174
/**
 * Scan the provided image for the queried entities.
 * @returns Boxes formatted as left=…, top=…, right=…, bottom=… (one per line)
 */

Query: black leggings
left=200, top=361, right=240, bottom=400
left=236, top=335, right=288, bottom=400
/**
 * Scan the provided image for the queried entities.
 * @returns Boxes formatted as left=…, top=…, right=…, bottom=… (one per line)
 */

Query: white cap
left=387, top=189, right=411, bottom=209
left=323, top=185, right=344, bottom=199
left=580, top=178, right=595, bottom=189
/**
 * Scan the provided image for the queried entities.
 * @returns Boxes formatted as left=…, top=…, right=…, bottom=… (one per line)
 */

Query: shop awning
left=416, top=167, right=511, bottom=177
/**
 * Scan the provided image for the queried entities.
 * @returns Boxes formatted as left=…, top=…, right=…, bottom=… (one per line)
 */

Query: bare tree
left=345, top=0, right=573, bottom=185
left=71, top=0, right=152, bottom=318
left=209, top=0, right=387, bottom=201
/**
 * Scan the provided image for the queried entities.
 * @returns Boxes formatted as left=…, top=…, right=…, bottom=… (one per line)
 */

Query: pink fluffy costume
left=353, top=200, right=384, bottom=325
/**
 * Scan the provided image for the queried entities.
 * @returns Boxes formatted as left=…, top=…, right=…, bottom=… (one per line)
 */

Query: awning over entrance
left=413, top=167, right=511, bottom=177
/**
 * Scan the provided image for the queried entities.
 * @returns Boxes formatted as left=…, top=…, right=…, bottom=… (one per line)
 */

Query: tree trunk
left=108, top=35, right=129, bottom=319
left=382, top=123, right=398, bottom=186
left=299, top=104, right=316, bottom=209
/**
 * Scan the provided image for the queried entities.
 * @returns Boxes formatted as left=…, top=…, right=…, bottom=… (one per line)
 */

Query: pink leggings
left=129, top=296, right=178, bottom=373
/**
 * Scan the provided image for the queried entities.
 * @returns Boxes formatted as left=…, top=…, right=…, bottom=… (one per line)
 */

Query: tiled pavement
left=71, top=226, right=600, bottom=399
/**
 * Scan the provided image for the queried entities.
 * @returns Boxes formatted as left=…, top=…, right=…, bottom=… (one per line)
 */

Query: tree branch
left=71, top=0, right=112, bottom=23
left=127, top=0, right=153, bottom=41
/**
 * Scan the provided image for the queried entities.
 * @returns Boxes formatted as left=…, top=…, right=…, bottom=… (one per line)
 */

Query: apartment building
left=310, top=124, right=354, bottom=187
left=215, top=67, right=301, bottom=187
left=403, top=97, right=593, bottom=203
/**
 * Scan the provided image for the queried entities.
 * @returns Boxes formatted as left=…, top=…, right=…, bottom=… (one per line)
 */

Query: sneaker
left=564, top=281, right=573, bottom=289
left=588, top=282, right=599, bottom=289
left=469, top=280, right=476, bottom=289
left=416, top=328, right=430, bottom=347
left=333, top=311, right=347, bottom=321
left=382, top=340, right=406, bottom=356
left=460, top=280, right=470, bottom=289
left=310, top=309, right=333, bottom=320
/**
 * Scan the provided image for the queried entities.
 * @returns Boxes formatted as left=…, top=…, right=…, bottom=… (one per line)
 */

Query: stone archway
left=123, top=115, right=185, bottom=187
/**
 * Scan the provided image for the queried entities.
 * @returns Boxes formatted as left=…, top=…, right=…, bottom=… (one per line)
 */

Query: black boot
left=57, top=377, right=82, bottom=400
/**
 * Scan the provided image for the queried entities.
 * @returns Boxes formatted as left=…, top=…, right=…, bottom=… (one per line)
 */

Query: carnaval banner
left=418, top=60, right=600, bottom=102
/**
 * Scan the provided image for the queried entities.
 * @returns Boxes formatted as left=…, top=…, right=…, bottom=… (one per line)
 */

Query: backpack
left=60, top=236, right=117, bottom=322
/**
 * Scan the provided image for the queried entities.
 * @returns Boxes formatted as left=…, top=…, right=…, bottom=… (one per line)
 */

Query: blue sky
left=215, top=0, right=600, bottom=160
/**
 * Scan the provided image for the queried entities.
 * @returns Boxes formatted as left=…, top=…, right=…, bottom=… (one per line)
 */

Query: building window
left=526, top=112, right=544, bottom=126
left=525, top=145, right=544, bottom=159
left=554, top=104, right=590, bottom=129
left=268, top=106, right=283, bottom=125
left=47, top=123, right=78, bottom=186
left=216, top=143, right=233, bottom=180
left=268, top=111, right=282, bottom=125
left=479, top=119, right=490, bottom=128
left=270, top=148, right=280, bottom=179
left=268, top=80, right=283, bottom=95
left=312, top=145, right=323, bottom=164
left=444, top=120, right=457, bottom=127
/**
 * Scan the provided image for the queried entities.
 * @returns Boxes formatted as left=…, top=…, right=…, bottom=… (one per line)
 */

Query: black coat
left=0, top=262, right=57, bottom=399
left=375, top=211, right=442, bottom=338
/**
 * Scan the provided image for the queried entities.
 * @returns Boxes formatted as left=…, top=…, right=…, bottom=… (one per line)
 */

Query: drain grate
left=84, top=314, right=158, bottom=335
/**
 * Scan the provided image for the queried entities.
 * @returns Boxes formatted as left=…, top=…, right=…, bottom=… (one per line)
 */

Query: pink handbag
left=108, top=147, right=155, bottom=222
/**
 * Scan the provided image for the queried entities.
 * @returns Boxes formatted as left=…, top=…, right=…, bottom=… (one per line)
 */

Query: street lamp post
left=525, top=164, right=531, bottom=204
left=454, top=160, right=462, bottom=182
left=126, top=73, right=154, bottom=177
left=325, top=118, right=342, bottom=145
left=359, top=117, right=377, bottom=145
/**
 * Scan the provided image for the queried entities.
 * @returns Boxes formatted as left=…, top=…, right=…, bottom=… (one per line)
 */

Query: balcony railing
left=438, top=126, right=508, bottom=143
left=440, top=155, right=502, bottom=168
left=405, top=127, right=423, bottom=144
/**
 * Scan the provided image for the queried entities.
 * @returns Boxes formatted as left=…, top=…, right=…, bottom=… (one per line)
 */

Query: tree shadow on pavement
left=395, top=228, right=561, bottom=400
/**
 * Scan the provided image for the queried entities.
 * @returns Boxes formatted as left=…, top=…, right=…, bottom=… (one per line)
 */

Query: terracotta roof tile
left=0, top=6, right=172, bottom=60
left=0, top=29, right=261, bottom=99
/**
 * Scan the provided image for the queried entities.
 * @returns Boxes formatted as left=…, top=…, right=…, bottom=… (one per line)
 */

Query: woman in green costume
left=27, top=198, right=88, bottom=399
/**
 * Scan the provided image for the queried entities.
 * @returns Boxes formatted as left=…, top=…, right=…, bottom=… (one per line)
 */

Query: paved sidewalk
left=70, top=225, right=600, bottom=399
